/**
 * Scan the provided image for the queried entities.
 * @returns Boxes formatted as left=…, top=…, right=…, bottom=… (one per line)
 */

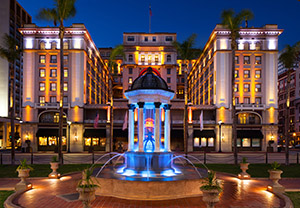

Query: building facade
left=0, top=0, right=32, bottom=149
left=19, top=24, right=110, bottom=152
left=188, top=24, right=282, bottom=152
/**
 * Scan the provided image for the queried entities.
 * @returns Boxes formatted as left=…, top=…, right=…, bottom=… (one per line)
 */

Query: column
left=137, top=102, right=145, bottom=152
left=164, top=104, right=171, bottom=152
left=127, top=104, right=135, bottom=151
left=154, top=102, right=161, bottom=152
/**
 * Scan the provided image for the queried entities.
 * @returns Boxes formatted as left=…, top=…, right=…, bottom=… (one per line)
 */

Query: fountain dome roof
left=129, top=67, right=171, bottom=91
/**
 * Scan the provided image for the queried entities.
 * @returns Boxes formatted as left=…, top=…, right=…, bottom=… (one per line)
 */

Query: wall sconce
left=74, top=132, right=78, bottom=142
left=188, top=102, right=193, bottom=124
left=221, top=133, right=225, bottom=142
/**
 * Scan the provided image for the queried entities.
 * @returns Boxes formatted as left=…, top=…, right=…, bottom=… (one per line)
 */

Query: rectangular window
left=242, top=138, right=251, bottom=147
left=64, top=69, right=68, bottom=78
left=39, top=96, right=45, bottom=104
left=128, top=55, right=133, bottom=62
left=64, top=83, right=68, bottom=91
left=244, top=97, right=250, bottom=104
left=167, top=68, right=171, bottom=75
left=234, top=84, right=239, bottom=92
left=128, top=77, right=133, bottom=84
left=244, top=84, right=250, bottom=92
left=235, top=70, right=239, bottom=78
left=243, top=56, right=250, bottom=64
left=63, top=96, right=68, bottom=103
left=235, top=56, right=239, bottom=64
left=51, top=42, right=56, bottom=49
left=50, top=69, right=57, bottom=77
left=63, top=42, right=68, bottom=50
left=165, top=36, right=173, bottom=41
left=155, top=55, right=159, bottom=63
left=39, top=82, right=45, bottom=91
left=39, top=55, right=46, bottom=63
left=244, top=70, right=250, bottom=78
left=194, top=137, right=199, bottom=147
left=255, top=97, right=261, bottom=104
left=252, top=139, right=260, bottom=147
left=167, top=77, right=171, bottom=83
left=127, top=36, right=134, bottom=41
left=255, top=70, right=261, bottom=78
left=144, top=37, right=148, bottom=42
left=50, top=55, right=57, bottom=63
left=148, top=55, right=152, bottom=64
left=255, top=84, right=261, bottom=92
left=208, top=138, right=214, bottom=147
left=237, top=138, right=241, bottom=147
left=39, top=69, right=45, bottom=77
left=255, top=56, right=261, bottom=64
left=141, top=55, right=145, bottom=62
left=50, top=96, right=56, bottom=103
left=152, top=36, right=156, bottom=42
left=129, top=68, right=133, bottom=74
left=201, top=138, right=207, bottom=147
left=50, top=83, right=56, bottom=91
left=63, top=55, right=68, bottom=64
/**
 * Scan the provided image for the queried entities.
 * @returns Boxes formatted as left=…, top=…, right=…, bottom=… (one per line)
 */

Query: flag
left=149, top=5, right=152, bottom=17
left=122, top=111, right=128, bottom=131
left=200, top=110, right=203, bottom=131
left=94, top=113, right=99, bottom=128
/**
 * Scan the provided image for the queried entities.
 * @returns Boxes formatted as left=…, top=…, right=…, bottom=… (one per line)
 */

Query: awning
left=114, top=129, right=128, bottom=137
left=193, top=130, right=215, bottom=138
left=83, top=129, right=106, bottom=138
left=171, top=130, right=183, bottom=138
left=36, top=128, right=66, bottom=137
left=237, top=130, right=263, bottom=139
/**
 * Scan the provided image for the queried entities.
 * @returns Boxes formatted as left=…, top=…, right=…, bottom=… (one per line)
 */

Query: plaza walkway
left=1, top=172, right=299, bottom=208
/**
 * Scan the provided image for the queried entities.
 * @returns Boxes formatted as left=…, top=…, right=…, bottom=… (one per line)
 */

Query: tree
left=220, top=9, right=253, bottom=165
left=37, top=0, right=76, bottom=164
left=0, top=33, right=22, bottom=165
left=173, top=34, right=201, bottom=156
left=279, top=43, right=299, bottom=165
left=108, top=45, right=125, bottom=152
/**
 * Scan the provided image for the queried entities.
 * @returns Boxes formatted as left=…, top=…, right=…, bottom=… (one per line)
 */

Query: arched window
left=51, top=41, right=57, bottom=50
left=63, top=41, right=69, bottom=50
left=40, top=42, right=45, bottom=50
left=128, top=54, right=133, bottom=62
left=167, top=55, right=171, bottom=62
left=255, top=42, right=262, bottom=50
left=244, top=42, right=250, bottom=50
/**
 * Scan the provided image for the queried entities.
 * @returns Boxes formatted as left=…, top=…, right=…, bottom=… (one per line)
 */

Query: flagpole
left=149, top=4, right=151, bottom=33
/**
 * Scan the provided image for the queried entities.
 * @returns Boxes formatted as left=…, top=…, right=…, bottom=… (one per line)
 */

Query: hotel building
left=0, top=0, right=31, bottom=149
left=188, top=24, right=282, bottom=152
left=19, top=23, right=110, bottom=152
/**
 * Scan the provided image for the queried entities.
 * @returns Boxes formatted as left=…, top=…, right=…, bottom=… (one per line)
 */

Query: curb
left=4, top=190, right=24, bottom=208
left=273, top=192, right=294, bottom=208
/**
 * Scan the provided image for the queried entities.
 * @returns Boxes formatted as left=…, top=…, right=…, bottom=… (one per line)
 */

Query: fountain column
left=154, top=102, right=161, bottom=152
left=128, top=104, right=135, bottom=151
left=137, top=102, right=145, bottom=152
left=164, top=104, right=171, bottom=152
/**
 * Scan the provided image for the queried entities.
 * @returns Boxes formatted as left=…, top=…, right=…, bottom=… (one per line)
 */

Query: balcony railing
left=34, top=103, right=70, bottom=109
left=235, top=104, right=265, bottom=110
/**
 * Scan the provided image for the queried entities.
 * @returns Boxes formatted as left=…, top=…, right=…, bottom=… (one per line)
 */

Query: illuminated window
left=39, top=82, right=45, bottom=91
left=239, top=114, right=247, bottom=124
left=39, top=96, right=45, bottom=105
left=50, top=83, right=56, bottom=91
left=129, top=68, right=133, bottom=74
left=63, top=41, right=69, bottom=49
left=167, top=77, right=171, bottom=83
left=39, top=55, right=46, bottom=63
left=234, top=84, right=239, bottom=92
left=167, top=55, right=171, bottom=62
left=255, top=84, right=261, bottom=92
left=208, top=138, right=214, bottom=147
left=50, top=96, right=56, bottom=103
left=167, top=68, right=171, bottom=75
left=243, top=56, right=250, bottom=64
left=255, top=42, right=262, bottom=50
left=235, top=56, right=239, bottom=64
left=155, top=55, right=159, bottom=63
left=128, top=55, right=133, bottom=62
left=141, top=55, right=145, bottom=62
left=50, top=69, right=57, bottom=77
left=244, top=70, right=250, bottom=78
left=244, top=42, right=250, bottom=50
left=244, top=84, right=250, bottom=92
left=39, top=69, right=45, bottom=77
left=255, top=56, right=261, bottom=64
left=235, top=97, right=239, bottom=104
left=201, top=138, right=206, bottom=146
left=51, top=42, right=56, bottom=49
left=165, top=36, right=173, bottom=41
left=63, top=55, right=68, bottom=64
left=128, top=77, right=133, bottom=84
left=40, top=42, right=45, bottom=50
left=244, top=97, right=250, bottom=104
left=194, top=137, right=199, bottom=147
left=255, top=70, right=261, bottom=78
left=252, top=139, right=260, bottom=147
left=242, top=138, right=251, bottom=147
left=255, top=97, right=261, bottom=104
left=127, top=36, right=134, bottom=41
left=54, top=113, right=59, bottom=123
left=50, top=55, right=57, bottom=63
left=39, top=137, right=47, bottom=146
left=64, top=83, right=68, bottom=91
left=148, top=55, right=152, bottom=64
left=64, top=69, right=68, bottom=78
left=235, top=70, right=239, bottom=78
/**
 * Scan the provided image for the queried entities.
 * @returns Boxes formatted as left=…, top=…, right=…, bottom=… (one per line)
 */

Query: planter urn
left=201, top=189, right=221, bottom=208
left=268, top=170, right=285, bottom=193
left=238, top=163, right=251, bottom=179
left=77, top=187, right=96, bottom=208
left=15, top=169, right=32, bottom=192
left=49, top=162, right=60, bottom=179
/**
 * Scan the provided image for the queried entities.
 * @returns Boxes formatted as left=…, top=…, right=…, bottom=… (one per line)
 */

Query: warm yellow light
left=134, top=108, right=138, bottom=122
left=73, top=106, right=80, bottom=122
left=188, top=107, right=192, bottom=123
left=161, top=108, right=165, bottom=122
left=293, top=133, right=296, bottom=137
left=107, top=106, right=111, bottom=123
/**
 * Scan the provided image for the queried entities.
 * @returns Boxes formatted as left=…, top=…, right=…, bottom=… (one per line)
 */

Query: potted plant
left=15, top=159, right=33, bottom=192
left=49, top=156, right=60, bottom=179
left=238, top=157, right=250, bottom=179
left=200, top=170, right=222, bottom=208
left=76, top=168, right=99, bottom=208
left=268, top=161, right=285, bottom=193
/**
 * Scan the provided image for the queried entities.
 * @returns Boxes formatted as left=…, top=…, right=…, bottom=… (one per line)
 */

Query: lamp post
left=218, top=120, right=222, bottom=152
left=67, top=121, right=72, bottom=153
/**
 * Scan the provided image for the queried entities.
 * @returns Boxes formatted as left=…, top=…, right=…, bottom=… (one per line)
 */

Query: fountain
left=93, top=67, right=208, bottom=200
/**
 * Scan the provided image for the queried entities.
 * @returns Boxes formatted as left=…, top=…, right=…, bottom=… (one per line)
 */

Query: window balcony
left=34, top=102, right=70, bottom=109
left=235, top=103, right=265, bottom=110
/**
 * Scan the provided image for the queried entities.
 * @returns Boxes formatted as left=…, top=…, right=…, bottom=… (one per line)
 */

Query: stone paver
left=1, top=172, right=298, bottom=208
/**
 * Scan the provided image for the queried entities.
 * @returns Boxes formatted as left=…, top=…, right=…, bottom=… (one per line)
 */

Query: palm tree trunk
left=231, top=38, right=238, bottom=165
left=184, top=66, right=188, bottom=156
left=285, top=70, right=291, bottom=165
left=110, top=77, right=113, bottom=153
left=58, top=25, right=65, bottom=164
left=10, top=67, right=15, bottom=165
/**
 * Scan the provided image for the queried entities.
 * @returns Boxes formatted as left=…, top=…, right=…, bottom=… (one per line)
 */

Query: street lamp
left=218, top=120, right=222, bottom=152
left=67, top=121, right=72, bottom=153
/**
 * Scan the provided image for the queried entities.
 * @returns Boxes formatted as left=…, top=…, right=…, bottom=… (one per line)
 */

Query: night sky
left=18, top=0, right=299, bottom=50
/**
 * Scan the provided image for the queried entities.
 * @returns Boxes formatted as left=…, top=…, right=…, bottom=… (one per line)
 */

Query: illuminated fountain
left=93, top=67, right=207, bottom=200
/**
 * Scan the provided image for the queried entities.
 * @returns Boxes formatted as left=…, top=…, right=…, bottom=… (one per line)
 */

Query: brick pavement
left=1, top=172, right=299, bottom=208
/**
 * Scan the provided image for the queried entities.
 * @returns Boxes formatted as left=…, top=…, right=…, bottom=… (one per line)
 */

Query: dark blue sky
left=18, top=0, right=299, bottom=50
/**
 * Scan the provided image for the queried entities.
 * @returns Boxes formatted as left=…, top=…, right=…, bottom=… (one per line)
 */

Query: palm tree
left=108, top=45, right=125, bottom=152
left=37, top=0, right=76, bottom=164
left=279, top=43, right=299, bottom=165
left=0, top=33, right=22, bottom=165
left=173, top=34, right=201, bottom=156
left=220, top=9, right=253, bottom=165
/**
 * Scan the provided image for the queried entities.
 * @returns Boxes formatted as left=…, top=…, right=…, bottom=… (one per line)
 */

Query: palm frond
left=0, top=34, right=22, bottom=62
left=279, top=44, right=298, bottom=69
left=36, top=8, right=58, bottom=26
